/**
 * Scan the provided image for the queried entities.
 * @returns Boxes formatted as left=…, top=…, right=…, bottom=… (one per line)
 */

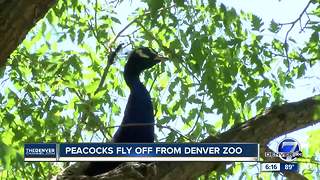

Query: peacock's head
left=125, top=47, right=167, bottom=76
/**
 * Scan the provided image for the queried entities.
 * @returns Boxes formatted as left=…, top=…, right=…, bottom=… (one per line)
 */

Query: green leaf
left=297, top=63, right=306, bottom=78
left=147, top=0, right=164, bottom=16
left=111, top=17, right=121, bottom=24
left=174, top=0, right=184, bottom=7
left=0, top=143, right=15, bottom=169
left=251, top=15, right=263, bottom=31
left=310, top=31, right=319, bottom=43
left=112, top=104, right=121, bottom=115
left=4, top=112, right=15, bottom=122
left=78, top=30, right=85, bottom=44
left=269, top=19, right=281, bottom=33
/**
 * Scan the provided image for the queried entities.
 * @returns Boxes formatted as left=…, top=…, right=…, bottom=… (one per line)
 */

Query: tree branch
left=94, top=43, right=123, bottom=95
left=0, top=0, right=57, bottom=66
left=107, top=4, right=176, bottom=50
left=153, top=94, right=320, bottom=180
left=277, top=0, right=312, bottom=72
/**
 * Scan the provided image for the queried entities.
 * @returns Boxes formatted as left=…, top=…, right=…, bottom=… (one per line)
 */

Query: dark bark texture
left=0, top=0, right=56, bottom=66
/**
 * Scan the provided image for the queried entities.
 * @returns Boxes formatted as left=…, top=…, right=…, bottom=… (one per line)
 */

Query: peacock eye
left=136, top=49, right=150, bottom=59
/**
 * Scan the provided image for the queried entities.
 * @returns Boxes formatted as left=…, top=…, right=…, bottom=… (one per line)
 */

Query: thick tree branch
left=58, top=95, right=320, bottom=179
left=0, top=0, right=57, bottom=66
left=152, top=95, right=320, bottom=180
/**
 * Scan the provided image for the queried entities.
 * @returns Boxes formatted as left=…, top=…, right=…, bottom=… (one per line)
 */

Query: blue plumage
left=84, top=47, right=165, bottom=176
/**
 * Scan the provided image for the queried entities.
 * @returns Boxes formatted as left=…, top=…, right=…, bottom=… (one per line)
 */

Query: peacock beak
left=154, top=55, right=169, bottom=62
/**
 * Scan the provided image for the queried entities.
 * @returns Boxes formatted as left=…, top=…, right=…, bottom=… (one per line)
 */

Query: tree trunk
left=0, top=0, right=56, bottom=66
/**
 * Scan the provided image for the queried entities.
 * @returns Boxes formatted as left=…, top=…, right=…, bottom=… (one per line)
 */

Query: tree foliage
left=0, top=0, right=319, bottom=179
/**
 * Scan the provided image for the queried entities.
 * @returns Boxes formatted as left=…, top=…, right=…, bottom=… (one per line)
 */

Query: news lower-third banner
left=24, top=143, right=259, bottom=162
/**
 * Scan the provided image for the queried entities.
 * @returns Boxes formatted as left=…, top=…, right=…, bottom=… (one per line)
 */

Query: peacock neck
left=123, top=73, right=154, bottom=124
left=124, top=74, right=143, bottom=90
left=112, top=72, right=155, bottom=142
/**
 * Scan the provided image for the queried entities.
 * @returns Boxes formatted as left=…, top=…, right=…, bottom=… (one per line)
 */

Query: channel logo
left=24, top=143, right=57, bottom=161
left=277, top=138, right=302, bottom=162
left=265, top=138, right=302, bottom=162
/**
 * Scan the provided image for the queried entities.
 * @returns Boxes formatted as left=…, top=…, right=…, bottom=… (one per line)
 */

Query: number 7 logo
left=281, top=141, right=298, bottom=152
